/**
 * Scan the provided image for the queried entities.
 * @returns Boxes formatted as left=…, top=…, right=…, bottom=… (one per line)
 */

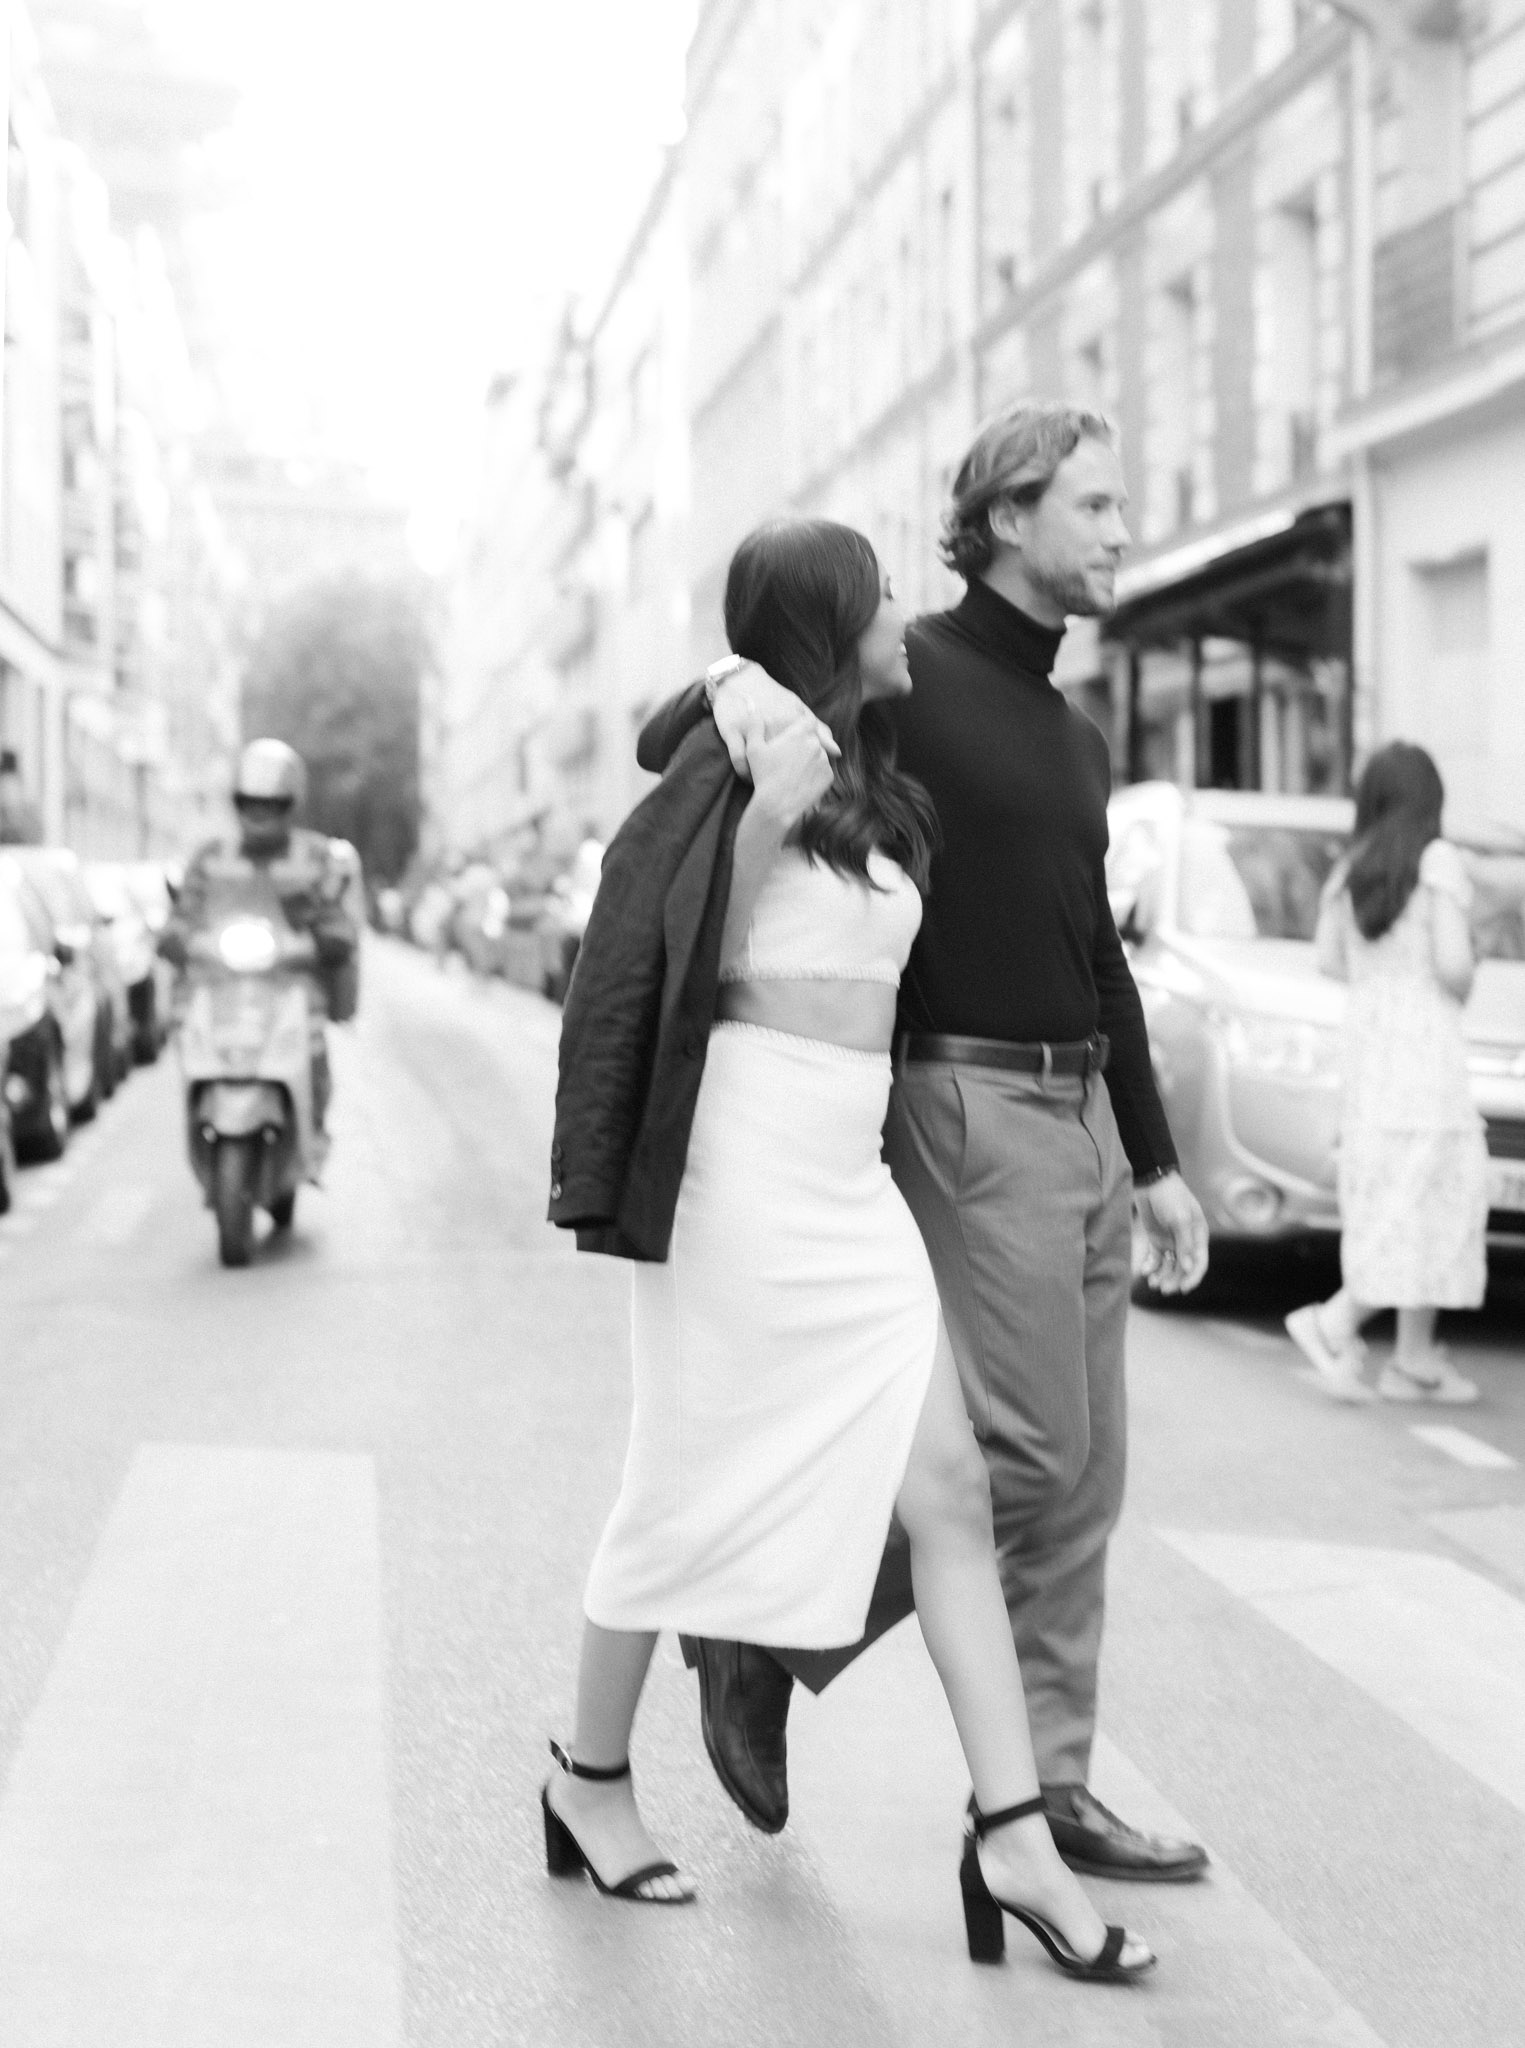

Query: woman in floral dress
left=1285, top=742, right=1485, bottom=1404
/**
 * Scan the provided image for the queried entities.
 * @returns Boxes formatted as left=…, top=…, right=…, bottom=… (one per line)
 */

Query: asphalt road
left=1, top=935, right=1522, bottom=2048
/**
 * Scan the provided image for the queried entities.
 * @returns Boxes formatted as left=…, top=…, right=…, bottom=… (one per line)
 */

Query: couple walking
left=546, top=399, right=1210, bottom=1985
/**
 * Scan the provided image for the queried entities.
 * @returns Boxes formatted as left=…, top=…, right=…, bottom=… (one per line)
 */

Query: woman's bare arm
left=719, top=723, right=837, bottom=965
left=1422, top=841, right=1476, bottom=1002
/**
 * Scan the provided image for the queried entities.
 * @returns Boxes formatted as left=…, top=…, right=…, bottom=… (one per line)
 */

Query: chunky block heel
left=960, top=1838, right=1006, bottom=1963
left=542, top=1789, right=585, bottom=1877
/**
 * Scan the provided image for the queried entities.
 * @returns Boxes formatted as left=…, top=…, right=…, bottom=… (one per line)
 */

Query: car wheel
left=134, top=984, right=160, bottom=1064
left=28, top=1040, right=71, bottom=1161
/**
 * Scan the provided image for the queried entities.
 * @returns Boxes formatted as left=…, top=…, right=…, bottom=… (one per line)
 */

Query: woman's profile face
left=857, top=572, right=911, bottom=701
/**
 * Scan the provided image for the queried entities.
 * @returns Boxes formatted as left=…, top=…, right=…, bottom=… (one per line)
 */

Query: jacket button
left=550, top=1180, right=563, bottom=1200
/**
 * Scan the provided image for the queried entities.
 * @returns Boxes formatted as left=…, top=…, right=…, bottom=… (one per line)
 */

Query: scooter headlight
left=217, top=918, right=279, bottom=973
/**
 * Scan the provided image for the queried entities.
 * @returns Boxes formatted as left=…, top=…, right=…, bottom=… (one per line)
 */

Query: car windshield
left=1178, top=821, right=1348, bottom=942
left=1466, top=847, right=1525, bottom=962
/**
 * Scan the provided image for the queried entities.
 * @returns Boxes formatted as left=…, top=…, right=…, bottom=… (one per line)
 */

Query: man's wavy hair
left=723, top=519, right=937, bottom=892
left=939, top=399, right=1117, bottom=580
left=1346, top=741, right=1445, bottom=942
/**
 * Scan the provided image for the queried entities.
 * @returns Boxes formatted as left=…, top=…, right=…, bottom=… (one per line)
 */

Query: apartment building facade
left=437, top=159, right=691, bottom=851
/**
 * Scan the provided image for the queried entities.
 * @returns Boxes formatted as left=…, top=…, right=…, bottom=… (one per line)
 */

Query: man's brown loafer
left=1041, top=1782, right=1209, bottom=1882
left=681, top=1636, right=793, bottom=1834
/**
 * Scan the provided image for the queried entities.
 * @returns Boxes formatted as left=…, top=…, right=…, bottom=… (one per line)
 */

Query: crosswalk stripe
left=1409, top=1423, right=1517, bottom=1470
left=0, top=1444, right=402, bottom=2046
left=1160, top=1531, right=1525, bottom=1816
left=788, top=1618, right=1390, bottom=2045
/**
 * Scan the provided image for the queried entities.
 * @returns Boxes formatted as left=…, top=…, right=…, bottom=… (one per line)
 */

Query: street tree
left=241, top=569, right=432, bottom=884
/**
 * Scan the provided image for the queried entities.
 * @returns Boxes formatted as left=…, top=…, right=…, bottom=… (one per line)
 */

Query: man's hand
left=747, top=720, right=838, bottom=834
left=713, top=661, right=838, bottom=777
left=1134, top=1171, right=1209, bottom=1294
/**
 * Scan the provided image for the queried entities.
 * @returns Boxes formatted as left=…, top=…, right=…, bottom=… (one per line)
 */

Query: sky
left=141, top=0, right=698, bottom=567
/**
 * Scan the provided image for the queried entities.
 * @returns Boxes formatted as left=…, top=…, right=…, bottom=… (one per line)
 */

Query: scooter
left=178, top=888, right=328, bottom=1268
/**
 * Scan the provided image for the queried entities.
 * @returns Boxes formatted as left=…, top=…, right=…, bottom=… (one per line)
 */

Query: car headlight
left=1213, top=1008, right=1341, bottom=1083
left=217, top=919, right=279, bottom=973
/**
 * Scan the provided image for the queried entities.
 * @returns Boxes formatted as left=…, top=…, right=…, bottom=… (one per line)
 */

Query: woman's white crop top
left=719, top=846, right=922, bottom=987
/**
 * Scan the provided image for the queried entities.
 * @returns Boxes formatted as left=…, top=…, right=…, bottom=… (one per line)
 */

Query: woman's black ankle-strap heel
left=541, top=1740, right=695, bottom=1905
left=960, top=1795, right=1155, bottom=1982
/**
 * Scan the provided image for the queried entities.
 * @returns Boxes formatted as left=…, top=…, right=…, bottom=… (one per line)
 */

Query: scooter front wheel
left=213, top=1136, right=258, bottom=1267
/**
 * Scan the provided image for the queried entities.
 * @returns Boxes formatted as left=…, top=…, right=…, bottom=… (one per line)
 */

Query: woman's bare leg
left=1395, top=1305, right=1438, bottom=1366
left=894, top=1326, right=1149, bottom=1965
left=548, top=1621, right=692, bottom=1900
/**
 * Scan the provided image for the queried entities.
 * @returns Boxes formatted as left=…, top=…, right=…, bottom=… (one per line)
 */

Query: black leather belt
left=901, top=1032, right=1110, bottom=1076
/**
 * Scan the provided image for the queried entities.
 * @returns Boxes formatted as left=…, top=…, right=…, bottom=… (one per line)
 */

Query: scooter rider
left=160, top=739, right=359, bottom=1132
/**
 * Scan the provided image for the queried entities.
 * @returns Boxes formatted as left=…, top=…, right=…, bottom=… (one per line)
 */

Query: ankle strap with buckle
left=549, top=1738, right=631, bottom=1782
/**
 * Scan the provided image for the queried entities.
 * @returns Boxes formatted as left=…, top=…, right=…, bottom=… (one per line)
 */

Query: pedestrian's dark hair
left=940, top=398, right=1116, bottom=580
left=723, top=519, right=937, bottom=891
left=1346, top=741, right=1445, bottom=941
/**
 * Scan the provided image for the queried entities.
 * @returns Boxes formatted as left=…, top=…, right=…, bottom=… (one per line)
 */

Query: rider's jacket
left=160, top=827, right=360, bottom=1014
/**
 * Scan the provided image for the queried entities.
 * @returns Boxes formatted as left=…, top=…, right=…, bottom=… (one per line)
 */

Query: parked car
left=537, top=838, right=604, bottom=1003
left=0, top=856, right=76, bottom=1159
left=3, top=846, right=130, bottom=1117
left=1106, top=782, right=1525, bottom=1263
left=85, top=860, right=173, bottom=1062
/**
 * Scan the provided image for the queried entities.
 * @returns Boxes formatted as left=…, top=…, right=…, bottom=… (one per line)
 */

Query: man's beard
left=1032, top=558, right=1115, bottom=620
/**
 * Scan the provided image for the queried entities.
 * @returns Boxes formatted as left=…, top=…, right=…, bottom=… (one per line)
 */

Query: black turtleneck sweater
left=890, top=579, right=1176, bottom=1179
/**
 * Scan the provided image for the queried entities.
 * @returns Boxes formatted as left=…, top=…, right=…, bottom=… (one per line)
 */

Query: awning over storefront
left=1106, top=502, right=1352, bottom=665
left=1104, top=502, right=1353, bottom=792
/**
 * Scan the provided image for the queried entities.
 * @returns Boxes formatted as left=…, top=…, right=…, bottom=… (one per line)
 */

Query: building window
left=1157, top=276, right=1197, bottom=531
left=1268, top=197, right=1319, bottom=483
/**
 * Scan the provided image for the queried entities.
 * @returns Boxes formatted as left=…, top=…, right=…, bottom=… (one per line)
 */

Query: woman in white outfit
left=543, top=519, right=1153, bottom=1985
left=1286, top=742, right=1486, bottom=1403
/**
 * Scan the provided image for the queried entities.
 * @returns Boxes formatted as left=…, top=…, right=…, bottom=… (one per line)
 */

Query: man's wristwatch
left=703, top=653, right=746, bottom=709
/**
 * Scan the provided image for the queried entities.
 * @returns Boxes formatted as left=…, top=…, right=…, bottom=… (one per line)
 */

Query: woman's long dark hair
left=1346, top=741, right=1445, bottom=940
left=722, top=519, right=938, bottom=891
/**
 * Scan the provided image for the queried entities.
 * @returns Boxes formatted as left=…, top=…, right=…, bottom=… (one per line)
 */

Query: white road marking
left=789, top=1616, right=1389, bottom=2046
left=75, top=1184, right=156, bottom=1247
left=1161, top=1531, right=1525, bottom=1817
left=1428, top=1504, right=1525, bottom=1592
left=1409, top=1424, right=1517, bottom=1471
left=0, top=1444, right=402, bottom=2046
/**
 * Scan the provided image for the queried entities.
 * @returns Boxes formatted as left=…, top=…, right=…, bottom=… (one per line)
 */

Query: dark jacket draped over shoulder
left=547, top=720, right=748, bottom=1261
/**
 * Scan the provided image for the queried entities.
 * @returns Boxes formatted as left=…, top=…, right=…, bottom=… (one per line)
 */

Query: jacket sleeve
left=548, top=808, right=671, bottom=1233
left=636, top=681, right=710, bottom=775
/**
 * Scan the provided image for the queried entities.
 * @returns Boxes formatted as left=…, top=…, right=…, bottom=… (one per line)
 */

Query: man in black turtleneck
left=650, top=401, right=1210, bottom=1883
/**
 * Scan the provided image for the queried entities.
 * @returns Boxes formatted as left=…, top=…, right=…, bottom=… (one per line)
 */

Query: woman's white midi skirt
left=583, top=1022, right=940, bottom=1650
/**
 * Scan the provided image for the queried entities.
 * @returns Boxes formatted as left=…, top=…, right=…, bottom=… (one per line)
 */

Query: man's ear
left=987, top=497, right=1027, bottom=553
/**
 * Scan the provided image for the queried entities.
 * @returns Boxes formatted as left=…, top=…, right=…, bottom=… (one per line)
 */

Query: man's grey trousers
left=775, top=1058, right=1133, bottom=1787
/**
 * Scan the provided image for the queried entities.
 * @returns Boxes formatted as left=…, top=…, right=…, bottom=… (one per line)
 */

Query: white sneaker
left=1284, top=1305, right=1375, bottom=1403
left=1377, top=1352, right=1479, bottom=1405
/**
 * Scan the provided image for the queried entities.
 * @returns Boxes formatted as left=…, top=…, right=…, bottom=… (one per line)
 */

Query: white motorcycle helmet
left=233, top=739, right=307, bottom=852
